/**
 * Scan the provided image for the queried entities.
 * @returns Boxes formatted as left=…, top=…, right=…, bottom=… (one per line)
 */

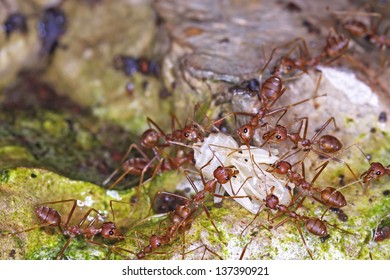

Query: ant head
left=150, top=235, right=168, bottom=249
left=181, top=124, right=204, bottom=142
left=271, top=161, right=291, bottom=175
left=361, top=162, right=386, bottom=183
left=101, top=222, right=124, bottom=239
left=140, top=129, right=160, bottom=149
left=276, top=57, right=295, bottom=75
left=237, top=124, right=253, bottom=145
left=263, top=125, right=288, bottom=143
left=265, top=192, right=279, bottom=210
left=213, top=166, right=238, bottom=184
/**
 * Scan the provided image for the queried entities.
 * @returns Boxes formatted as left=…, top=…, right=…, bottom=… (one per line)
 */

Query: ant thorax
left=192, top=133, right=294, bottom=214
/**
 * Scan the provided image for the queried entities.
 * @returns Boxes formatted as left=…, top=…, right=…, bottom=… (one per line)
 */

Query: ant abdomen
left=261, top=76, right=283, bottom=104
left=305, top=218, right=328, bottom=237
left=321, top=187, right=347, bottom=208
left=34, top=205, right=61, bottom=226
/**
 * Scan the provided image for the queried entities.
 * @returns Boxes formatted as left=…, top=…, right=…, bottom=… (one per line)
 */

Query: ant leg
left=135, top=155, right=160, bottom=200
left=56, top=238, right=73, bottom=260
left=240, top=205, right=264, bottom=237
left=109, top=200, right=137, bottom=225
left=83, top=238, right=130, bottom=259
left=239, top=238, right=254, bottom=260
left=77, top=208, right=100, bottom=228
left=184, top=244, right=223, bottom=260
left=310, top=117, right=338, bottom=143
left=273, top=217, right=314, bottom=259
left=311, top=161, right=329, bottom=184
left=312, top=148, right=365, bottom=191
left=295, top=220, right=314, bottom=260
left=103, top=143, right=149, bottom=186
left=201, top=204, right=225, bottom=243
left=146, top=117, right=166, bottom=137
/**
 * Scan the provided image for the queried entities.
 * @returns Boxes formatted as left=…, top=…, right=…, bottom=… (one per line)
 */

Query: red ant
left=331, top=8, right=389, bottom=72
left=260, top=116, right=359, bottom=183
left=349, top=145, right=390, bottom=191
left=241, top=186, right=350, bottom=259
left=135, top=160, right=240, bottom=259
left=334, top=10, right=390, bottom=51
left=1, top=199, right=134, bottom=259
left=272, top=29, right=349, bottom=76
left=103, top=116, right=201, bottom=192
left=268, top=160, right=349, bottom=220
left=260, top=116, right=361, bottom=185
left=235, top=94, right=325, bottom=147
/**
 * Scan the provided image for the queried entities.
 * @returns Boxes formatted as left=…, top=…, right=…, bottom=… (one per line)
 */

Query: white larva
left=192, top=133, right=293, bottom=214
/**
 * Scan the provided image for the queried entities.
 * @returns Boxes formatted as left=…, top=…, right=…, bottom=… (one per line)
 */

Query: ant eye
left=376, top=171, right=382, bottom=175
left=225, top=176, right=230, bottom=181
left=109, top=230, right=114, bottom=235
left=276, top=135, right=282, bottom=139
left=184, top=133, right=189, bottom=138
left=287, top=66, right=292, bottom=70
left=243, top=128, right=248, bottom=133
left=157, top=242, right=161, bottom=247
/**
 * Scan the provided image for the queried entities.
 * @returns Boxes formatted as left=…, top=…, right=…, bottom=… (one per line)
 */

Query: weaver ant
left=1, top=199, right=135, bottom=259
left=334, top=9, right=389, bottom=51
left=103, top=115, right=201, bottom=192
left=272, top=28, right=349, bottom=76
left=260, top=116, right=361, bottom=186
left=268, top=160, right=349, bottom=220
left=135, top=162, right=239, bottom=259
left=363, top=214, right=390, bottom=259
left=349, top=145, right=390, bottom=191
left=235, top=94, right=325, bottom=147
left=241, top=186, right=350, bottom=259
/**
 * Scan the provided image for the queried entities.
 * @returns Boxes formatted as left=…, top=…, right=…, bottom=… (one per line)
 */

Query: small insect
left=261, top=117, right=362, bottom=191
left=272, top=29, right=349, bottom=76
left=349, top=145, right=390, bottom=191
left=103, top=116, right=200, bottom=193
left=1, top=199, right=134, bottom=259
left=135, top=164, right=238, bottom=259
left=338, top=11, right=390, bottom=50
left=242, top=188, right=350, bottom=259
left=268, top=160, right=348, bottom=219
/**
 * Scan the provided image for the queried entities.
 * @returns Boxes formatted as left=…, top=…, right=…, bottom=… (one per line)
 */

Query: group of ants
left=2, top=6, right=390, bottom=260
